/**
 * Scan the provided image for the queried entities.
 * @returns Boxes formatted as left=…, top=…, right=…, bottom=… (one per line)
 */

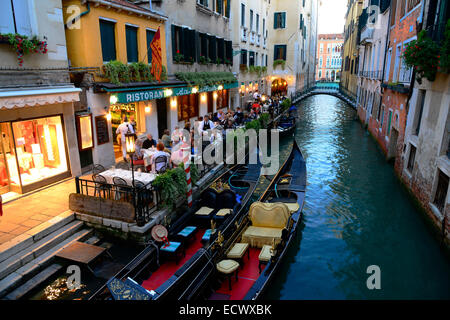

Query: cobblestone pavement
left=0, top=179, right=75, bottom=245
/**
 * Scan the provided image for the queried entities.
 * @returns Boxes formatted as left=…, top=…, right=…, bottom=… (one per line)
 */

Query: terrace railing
left=75, top=176, right=159, bottom=227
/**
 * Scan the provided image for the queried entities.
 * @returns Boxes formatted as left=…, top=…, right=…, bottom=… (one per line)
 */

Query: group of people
left=114, top=91, right=290, bottom=173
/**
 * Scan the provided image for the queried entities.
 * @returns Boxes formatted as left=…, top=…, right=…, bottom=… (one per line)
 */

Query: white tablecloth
left=100, top=168, right=157, bottom=188
left=142, top=148, right=157, bottom=167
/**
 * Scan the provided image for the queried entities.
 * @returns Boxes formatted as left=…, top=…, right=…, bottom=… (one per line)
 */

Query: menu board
left=75, top=113, right=94, bottom=151
left=95, top=115, right=109, bottom=146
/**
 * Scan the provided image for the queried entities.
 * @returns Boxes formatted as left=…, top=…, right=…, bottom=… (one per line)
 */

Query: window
left=320, top=43, right=323, bottom=53
left=393, top=44, right=402, bottom=82
left=11, top=116, right=69, bottom=187
left=265, top=54, right=268, bottom=66
left=414, top=90, right=426, bottom=135
left=385, top=48, right=392, bottom=81
left=380, top=105, right=385, bottom=127
left=99, top=19, right=117, bottom=62
left=146, top=29, right=156, bottom=64
left=256, top=14, right=259, bottom=33
left=249, top=51, right=255, bottom=66
left=0, top=0, right=32, bottom=35
left=387, top=110, right=393, bottom=136
left=215, top=0, right=223, bottom=14
left=197, top=0, right=208, bottom=6
left=263, top=18, right=265, bottom=35
left=433, top=170, right=449, bottom=213
left=390, top=0, right=397, bottom=26
left=223, top=0, right=230, bottom=17
left=274, top=45, right=287, bottom=60
left=250, top=10, right=254, bottom=31
left=177, top=94, right=199, bottom=122
left=126, top=25, right=138, bottom=63
left=407, top=144, right=416, bottom=172
left=241, top=4, right=245, bottom=26
left=319, top=70, right=322, bottom=78
left=319, top=57, right=322, bottom=66
left=216, top=89, right=229, bottom=110
left=400, top=0, right=407, bottom=17
left=274, top=12, right=286, bottom=29
left=240, top=49, right=247, bottom=65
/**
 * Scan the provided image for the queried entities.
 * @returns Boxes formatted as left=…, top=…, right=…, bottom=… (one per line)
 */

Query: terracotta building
left=316, top=34, right=343, bottom=82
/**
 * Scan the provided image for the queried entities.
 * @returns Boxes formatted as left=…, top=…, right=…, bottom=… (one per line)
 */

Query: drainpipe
left=64, top=1, right=90, bottom=29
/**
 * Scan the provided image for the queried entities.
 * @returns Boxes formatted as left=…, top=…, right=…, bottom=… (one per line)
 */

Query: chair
left=131, top=159, right=145, bottom=172
left=113, top=176, right=129, bottom=201
left=92, top=164, right=106, bottom=175
left=92, top=174, right=111, bottom=198
left=154, top=155, right=168, bottom=174
left=133, top=180, right=153, bottom=207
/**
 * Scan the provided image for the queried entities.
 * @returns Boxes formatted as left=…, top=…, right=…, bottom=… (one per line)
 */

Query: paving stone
left=0, top=222, right=21, bottom=233
left=20, top=219, right=42, bottom=228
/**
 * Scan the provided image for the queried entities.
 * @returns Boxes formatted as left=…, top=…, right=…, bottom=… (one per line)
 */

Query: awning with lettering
left=110, top=82, right=238, bottom=104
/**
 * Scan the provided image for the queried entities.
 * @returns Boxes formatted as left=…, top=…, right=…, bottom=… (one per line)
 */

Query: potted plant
left=273, top=59, right=286, bottom=69
left=0, top=33, right=47, bottom=66
left=174, top=50, right=185, bottom=63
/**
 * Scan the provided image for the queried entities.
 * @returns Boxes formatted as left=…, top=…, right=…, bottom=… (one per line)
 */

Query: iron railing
left=75, top=176, right=158, bottom=226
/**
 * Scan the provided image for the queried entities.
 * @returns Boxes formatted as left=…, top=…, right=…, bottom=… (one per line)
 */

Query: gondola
left=180, top=140, right=306, bottom=300
left=89, top=154, right=262, bottom=300
left=276, top=115, right=296, bottom=136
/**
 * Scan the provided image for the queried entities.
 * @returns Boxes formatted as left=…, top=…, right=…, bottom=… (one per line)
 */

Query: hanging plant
left=273, top=59, right=286, bottom=69
left=403, top=30, right=440, bottom=83
left=0, top=33, right=47, bottom=66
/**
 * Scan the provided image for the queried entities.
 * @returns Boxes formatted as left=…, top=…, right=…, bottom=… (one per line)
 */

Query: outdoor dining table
left=100, top=168, right=157, bottom=188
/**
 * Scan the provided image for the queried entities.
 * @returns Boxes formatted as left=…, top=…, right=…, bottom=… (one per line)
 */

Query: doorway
left=387, top=128, right=399, bottom=160
left=156, top=98, right=168, bottom=139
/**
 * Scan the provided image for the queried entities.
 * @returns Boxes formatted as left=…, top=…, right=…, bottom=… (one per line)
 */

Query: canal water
left=263, top=94, right=450, bottom=299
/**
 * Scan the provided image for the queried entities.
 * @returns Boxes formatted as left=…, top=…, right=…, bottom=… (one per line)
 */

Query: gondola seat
left=258, top=245, right=274, bottom=273
left=242, top=202, right=290, bottom=248
left=283, top=202, right=300, bottom=213
left=194, top=207, right=215, bottom=216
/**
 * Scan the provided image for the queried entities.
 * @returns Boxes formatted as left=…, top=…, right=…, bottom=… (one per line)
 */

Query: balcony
left=256, top=34, right=261, bottom=47
left=398, top=66, right=413, bottom=84
left=359, top=70, right=383, bottom=80
left=360, top=26, right=374, bottom=44
left=249, top=31, right=255, bottom=45
left=263, top=37, right=267, bottom=49
left=241, top=26, right=248, bottom=42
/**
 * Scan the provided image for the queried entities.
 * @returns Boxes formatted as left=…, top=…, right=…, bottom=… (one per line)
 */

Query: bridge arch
left=291, top=84, right=357, bottom=109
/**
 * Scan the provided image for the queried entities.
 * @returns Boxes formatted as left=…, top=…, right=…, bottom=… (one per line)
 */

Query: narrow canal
left=264, top=94, right=450, bottom=299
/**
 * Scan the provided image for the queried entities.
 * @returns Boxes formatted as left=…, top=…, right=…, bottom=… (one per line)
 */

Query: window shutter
left=274, top=13, right=278, bottom=29
left=0, top=1, right=15, bottom=34
left=300, top=14, right=303, bottom=29
left=12, top=0, right=32, bottom=36
left=225, top=0, right=230, bottom=18
left=146, top=30, right=155, bottom=64
left=171, top=24, right=177, bottom=58
left=282, top=13, right=286, bottom=28
left=218, top=0, right=223, bottom=14
left=218, top=38, right=225, bottom=62
left=100, top=20, right=117, bottom=62
left=126, top=26, right=138, bottom=63
left=283, top=45, right=287, bottom=60
left=209, top=35, right=217, bottom=61
left=195, top=31, right=200, bottom=62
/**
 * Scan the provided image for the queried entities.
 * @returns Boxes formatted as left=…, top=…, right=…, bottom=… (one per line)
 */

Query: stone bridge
left=291, top=84, right=357, bottom=109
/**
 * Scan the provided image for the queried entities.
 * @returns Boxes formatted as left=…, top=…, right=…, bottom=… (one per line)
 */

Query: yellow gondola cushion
left=216, top=208, right=232, bottom=217
left=242, top=226, right=283, bottom=248
left=216, top=259, right=240, bottom=274
left=194, top=207, right=214, bottom=216
left=259, top=245, right=273, bottom=262
left=249, top=202, right=290, bottom=228
left=283, top=202, right=300, bottom=213
left=227, top=243, right=249, bottom=259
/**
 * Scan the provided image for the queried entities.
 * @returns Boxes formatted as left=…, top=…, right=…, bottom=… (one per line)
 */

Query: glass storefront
left=0, top=115, right=70, bottom=194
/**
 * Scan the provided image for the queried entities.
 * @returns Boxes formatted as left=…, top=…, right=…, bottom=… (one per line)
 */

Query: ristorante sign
left=116, top=82, right=238, bottom=104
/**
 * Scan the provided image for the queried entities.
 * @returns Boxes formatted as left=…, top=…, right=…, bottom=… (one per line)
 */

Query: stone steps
left=0, top=227, right=94, bottom=298
left=0, top=220, right=84, bottom=281
left=0, top=211, right=75, bottom=263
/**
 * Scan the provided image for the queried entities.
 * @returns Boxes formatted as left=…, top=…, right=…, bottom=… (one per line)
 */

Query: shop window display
left=11, top=116, right=68, bottom=186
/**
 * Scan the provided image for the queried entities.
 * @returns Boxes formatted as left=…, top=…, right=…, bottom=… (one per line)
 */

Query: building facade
left=0, top=0, right=82, bottom=196
left=341, top=0, right=363, bottom=97
left=316, top=34, right=343, bottom=82
left=266, top=0, right=319, bottom=97
left=232, top=0, right=270, bottom=107
left=63, top=0, right=168, bottom=168
left=151, top=0, right=236, bottom=124
left=400, top=0, right=450, bottom=243
left=356, top=0, right=390, bottom=126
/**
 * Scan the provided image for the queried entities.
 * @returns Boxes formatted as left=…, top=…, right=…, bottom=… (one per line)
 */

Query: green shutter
left=171, top=24, right=177, bottom=59
left=99, top=20, right=116, bottom=62
left=282, top=13, right=286, bottom=28
left=225, top=0, right=230, bottom=18
left=218, top=0, right=223, bottom=14
left=195, top=31, right=200, bottom=62
left=126, top=25, right=138, bottom=63
left=274, top=13, right=278, bottom=29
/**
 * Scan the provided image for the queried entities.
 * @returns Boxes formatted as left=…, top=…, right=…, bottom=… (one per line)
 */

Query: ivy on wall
left=102, top=60, right=167, bottom=85
left=174, top=71, right=237, bottom=87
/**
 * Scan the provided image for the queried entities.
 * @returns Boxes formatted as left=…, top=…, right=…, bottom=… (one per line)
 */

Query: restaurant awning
left=0, top=86, right=81, bottom=110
